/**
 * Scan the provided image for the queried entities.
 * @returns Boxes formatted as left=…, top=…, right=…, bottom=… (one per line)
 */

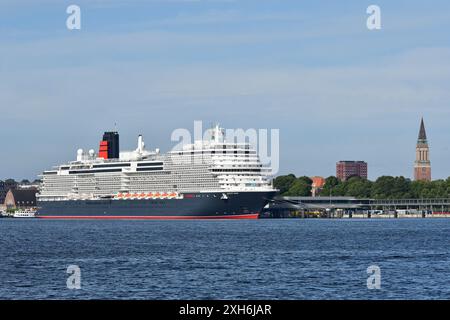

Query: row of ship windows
left=61, top=161, right=164, bottom=170
left=43, top=174, right=262, bottom=183
left=43, top=181, right=220, bottom=187
left=44, top=163, right=262, bottom=175
left=45, top=182, right=219, bottom=186
left=44, top=178, right=216, bottom=183
left=63, top=167, right=164, bottom=174
left=211, top=169, right=261, bottom=172
left=44, top=159, right=263, bottom=175
left=43, top=175, right=259, bottom=185
left=174, top=151, right=254, bottom=156
left=51, top=163, right=164, bottom=173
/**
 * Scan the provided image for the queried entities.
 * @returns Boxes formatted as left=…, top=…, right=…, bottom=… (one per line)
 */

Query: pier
left=262, top=196, right=450, bottom=218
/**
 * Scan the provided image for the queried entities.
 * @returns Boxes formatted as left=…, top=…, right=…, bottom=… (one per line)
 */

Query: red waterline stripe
left=36, top=214, right=259, bottom=220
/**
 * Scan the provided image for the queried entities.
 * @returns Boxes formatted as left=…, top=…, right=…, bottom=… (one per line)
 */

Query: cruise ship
left=36, top=125, right=277, bottom=219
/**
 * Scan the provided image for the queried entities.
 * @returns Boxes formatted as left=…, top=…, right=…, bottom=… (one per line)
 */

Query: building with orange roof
left=311, top=176, right=326, bottom=197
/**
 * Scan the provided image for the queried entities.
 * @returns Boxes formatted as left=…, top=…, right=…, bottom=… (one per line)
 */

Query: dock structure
left=262, top=196, right=450, bottom=218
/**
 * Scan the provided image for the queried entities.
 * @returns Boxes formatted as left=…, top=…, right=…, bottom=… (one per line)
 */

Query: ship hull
left=36, top=191, right=276, bottom=220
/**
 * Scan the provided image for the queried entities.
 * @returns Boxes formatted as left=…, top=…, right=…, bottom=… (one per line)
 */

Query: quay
left=262, top=196, right=450, bottom=218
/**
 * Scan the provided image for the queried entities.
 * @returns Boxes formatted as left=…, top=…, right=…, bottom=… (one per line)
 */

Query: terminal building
left=262, top=196, right=370, bottom=218
left=262, top=196, right=450, bottom=218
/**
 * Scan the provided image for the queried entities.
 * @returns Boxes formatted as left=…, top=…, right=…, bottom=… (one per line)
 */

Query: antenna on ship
left=209, top=122, right=224, bottom=143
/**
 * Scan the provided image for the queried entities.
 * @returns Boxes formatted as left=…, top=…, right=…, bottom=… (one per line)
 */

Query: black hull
left=36, top=191, right=277, bottom=219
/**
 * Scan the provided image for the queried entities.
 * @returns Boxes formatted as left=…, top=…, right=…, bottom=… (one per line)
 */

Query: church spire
left=418, top=117, right=427, bottom=141
left=414, top=117, right=431, bottom=181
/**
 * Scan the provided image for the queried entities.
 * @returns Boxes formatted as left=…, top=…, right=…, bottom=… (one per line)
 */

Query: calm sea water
left=1, top=218, right=450, bottom=300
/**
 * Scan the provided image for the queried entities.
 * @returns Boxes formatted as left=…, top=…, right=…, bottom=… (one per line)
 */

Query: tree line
left=0, top=179, right=40, bottom=186
left=273, top=174, right=450, bottom=199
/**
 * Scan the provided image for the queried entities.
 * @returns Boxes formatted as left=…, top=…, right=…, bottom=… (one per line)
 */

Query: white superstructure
left=38, top=125, right=274, bottom=202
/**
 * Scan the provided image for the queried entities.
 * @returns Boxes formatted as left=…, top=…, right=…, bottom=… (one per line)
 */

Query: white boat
left=13, top=209, right=36, bottom=218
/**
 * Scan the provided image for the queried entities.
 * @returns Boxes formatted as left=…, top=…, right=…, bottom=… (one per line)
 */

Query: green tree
left=284, top=176, right=312, bottom=196
left=322, top=176, right=340, bottom=196
left=371, top=176, right=396, bottom=199
left=274, top=173, right=450, bottom=199
left=411, top=180, right=427, bottom=198
left=391, top=176, right=412, bottom=198
left=345, top=176, right=373, bottom=198
left=273, top=174, right=296, bottom=194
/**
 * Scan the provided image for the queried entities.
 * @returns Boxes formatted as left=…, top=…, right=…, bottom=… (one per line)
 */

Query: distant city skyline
left=1, top=1, right=450, bottom=180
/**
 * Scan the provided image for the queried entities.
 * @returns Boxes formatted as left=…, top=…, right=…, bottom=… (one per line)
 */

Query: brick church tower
left=414, top=118, right=431, bottom=181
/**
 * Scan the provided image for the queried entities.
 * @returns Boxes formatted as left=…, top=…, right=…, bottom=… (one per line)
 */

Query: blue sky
left=1, top=0, right=450, bottom=180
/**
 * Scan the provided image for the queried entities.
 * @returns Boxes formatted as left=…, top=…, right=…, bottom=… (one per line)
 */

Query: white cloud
left=2, top=46, right=449, bottom=124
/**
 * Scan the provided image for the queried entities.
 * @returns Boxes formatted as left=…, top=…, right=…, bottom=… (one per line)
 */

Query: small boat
left=13, top=208, right=37, bottom=218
